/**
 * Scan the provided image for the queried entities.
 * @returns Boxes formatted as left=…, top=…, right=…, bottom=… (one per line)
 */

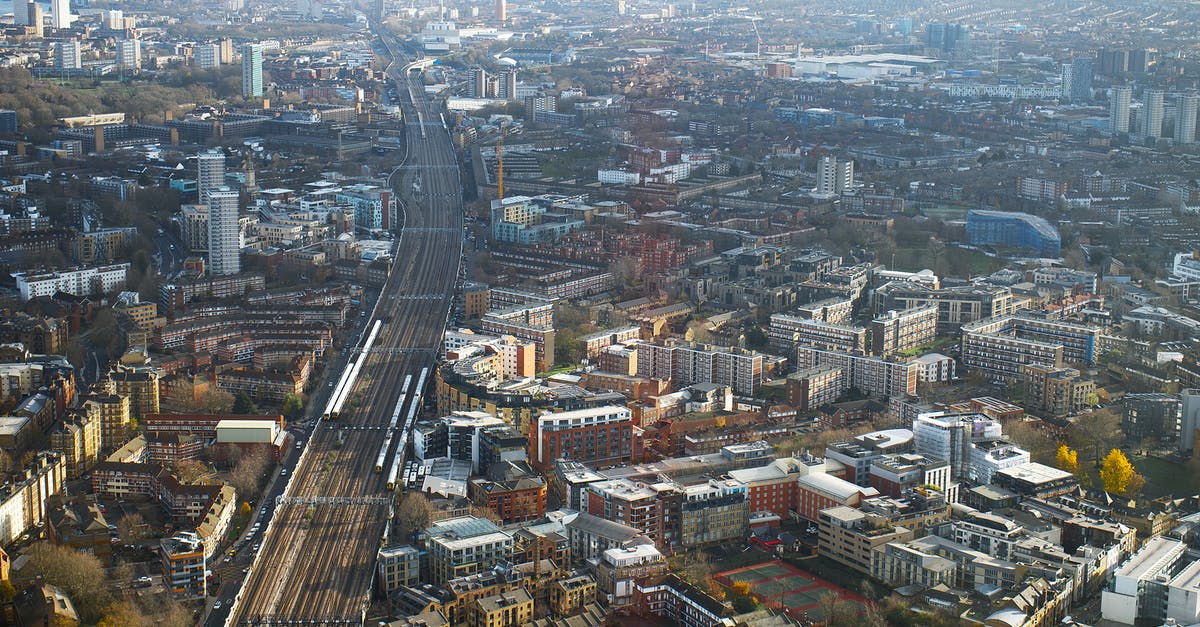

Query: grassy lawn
left=891, top=246, right=1003, bottom=278
left=1130, top=455, right=1200, bottom=498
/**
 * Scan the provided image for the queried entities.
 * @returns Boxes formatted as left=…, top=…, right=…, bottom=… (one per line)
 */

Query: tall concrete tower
left=496, top=0, right=506, bottom=22
left=197, top=150, right=226, bottom=205
left=1175, top=94, right=1198, bottom=144
left=1109, top=86, right=1131, bottom=135
left=241, top=43, right=264, bottom=99
left=206, top=187, right=241, bottom=276
left=1144, top=89, right=1165, bottom=139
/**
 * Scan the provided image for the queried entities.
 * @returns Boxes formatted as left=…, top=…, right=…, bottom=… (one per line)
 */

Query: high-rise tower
left=241, top=43, right=264, bottom=99
left=206, top=188, right=241, bottom=276
left=1109, top=86, right=1131, bottom=135
left=1175, top=94, right=1198, bottom=144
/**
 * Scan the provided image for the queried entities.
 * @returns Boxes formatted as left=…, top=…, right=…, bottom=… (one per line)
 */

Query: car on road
left=280, top=468, right=288, bottom=476
left=213, top=601, right=222, bottom=610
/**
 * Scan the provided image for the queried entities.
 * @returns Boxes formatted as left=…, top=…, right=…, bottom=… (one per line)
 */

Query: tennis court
left=715, top=559, right=867, bottom=619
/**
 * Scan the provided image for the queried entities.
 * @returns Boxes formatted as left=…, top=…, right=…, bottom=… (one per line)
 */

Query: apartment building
left=0, top=452, right=66, bottom=545
left=678, top=479, right=748, bottom=548
left=595, top=544, right=668, bottom=607
left=1101, top=536, right=1189, bottom=625
left=635, top=340, right=766, bottom=396
left=868, top=453, right=954, bottom=502
left=871, top=305, right=938, bottom=356
left=952, top=511, right=1024, bottom=561
left=528, top=406, right=640, bottom=472
left=1023, top=364, right=1096, bottom=418
left=584, top=479, right=672, bottom=550
left=794, top=296, right=854, bottom=324
left=818, top=505, right=915, bottom=574
left=767, top=314, right=867, bottom=354
left=481, top=306, right=556, bottom=373
left=49, top=408, right=101, bottom=479
left=785, top=365, right=844, bottom=411
left=81, top=393, right=131, bottom=454
left=161, top=533, right=206, bottom=598
left=962, top=315, right=1100, bottom=383
left=377, top=545, right=420, bottom=595
left=110, top=368, right=160, bottom=422
left=875, top=283, right=1017, bottom=333
left=825, top=428, right=915, bottom=486
left=468, top=589, right=533, bottom=627
left=794, top=346, right=918, bottom=399
left=425, top=516, right=515, bottom=586
left=912, top=411, right=1003, bottom=479
left=13, top=264, right=130, bottom=302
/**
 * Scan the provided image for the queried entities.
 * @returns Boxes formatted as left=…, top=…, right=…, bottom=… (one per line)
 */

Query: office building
left=206, top=187, right=241, bottom=276
left=1109, top=86, right=1132, bottom=134
left=925, top=23, right=969, bottom=53
left=965, top=210, right=1061, bottom=258
left=241, top=43, right=264, bottom=98
left=1144, top=89, right=1165, bottom=139
left=825, top=429, right=914, bottom=486
left=1061, top=57, right=1093, bottom=103
left=26, top=1, right=43, bottom=36
left=1176, top=93, right=1199, bottom=144
left=50, top=0, right=70, bottom=29
left=195, top=43, right=221, bottom=69
left=116, top=39, right=140, bottom=69
left=13, top=0, right=29, bottom=25
left=425, top=516, right=514, bottom=586
left=56, top=41, right=82, bottom=70
left=815, top=155, right=854, bottom=196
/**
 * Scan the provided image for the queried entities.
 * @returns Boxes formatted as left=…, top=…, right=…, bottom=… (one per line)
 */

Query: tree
left=16, top=542, right=111, bottom=621
left=98, top=601, right=144, bottom=627
left=1099, top=448, right=1142, bottom=494
left=228, top=446, right=272, bottom=501
left=282, top=393, right=304, bottom=420
left=1006, top=420, right=1058, bottom=465
left=1068, top=408, right=1123, bottom=464
left=117, top=512, right=146, bottom=542
left=175, top=459, right=211, bottom=484
left=232, top=392, right=259, bottom=415
left=1055, top=444, right=1079, bottom=474
left=394, top=492, right=434, bottom=540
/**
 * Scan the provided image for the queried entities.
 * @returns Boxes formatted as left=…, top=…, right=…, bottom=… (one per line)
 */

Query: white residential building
left=13, top=264, right=130, bottom=302
left=206, top=188, right=241, bottom=276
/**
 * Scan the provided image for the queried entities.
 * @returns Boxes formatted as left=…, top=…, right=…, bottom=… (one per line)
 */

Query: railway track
left=227, top=26, right=464, bottom=627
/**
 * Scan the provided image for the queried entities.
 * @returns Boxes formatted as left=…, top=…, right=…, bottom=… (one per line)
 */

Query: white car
left=213, top=601, right=222, bottom=610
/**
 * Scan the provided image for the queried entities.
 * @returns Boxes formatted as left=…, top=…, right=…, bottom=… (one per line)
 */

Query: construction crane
left=751, top=15, right=762, bottom=59
left=496, top=122, right=506, bottom=199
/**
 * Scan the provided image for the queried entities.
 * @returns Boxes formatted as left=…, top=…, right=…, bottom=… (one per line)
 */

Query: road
left=225, top=30, right=464, bottom=626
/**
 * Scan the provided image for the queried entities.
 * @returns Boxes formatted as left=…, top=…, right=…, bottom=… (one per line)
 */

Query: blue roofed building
left=966, top=210, right=1061, bottom=258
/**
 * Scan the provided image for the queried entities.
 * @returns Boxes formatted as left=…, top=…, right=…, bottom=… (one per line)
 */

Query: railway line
left=226, top=26, right=464, bottom=627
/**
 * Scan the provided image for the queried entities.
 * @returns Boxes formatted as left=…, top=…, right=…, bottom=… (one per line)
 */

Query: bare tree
left=17, top=542, right=111, bottom=622
left=174, top=459, right=213, bottom=484
left=394, top=492, right=435, bottom=541
left=117, top=513, right=146, bottom=542
left=228, top=447, right=272, bottom=501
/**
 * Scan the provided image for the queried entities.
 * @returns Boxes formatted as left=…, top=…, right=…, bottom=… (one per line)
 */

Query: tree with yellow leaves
left=1055, top=444, right=1079, bottom=474
left=1099, top=448, right=1144, bottom=495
